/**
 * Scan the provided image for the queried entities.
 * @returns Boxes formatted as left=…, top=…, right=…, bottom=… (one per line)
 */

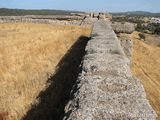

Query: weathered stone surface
left=111, top=22, right=135, bottom=33
left=81, top=18, right=98, bottom=28
left=119, top=35, right=133, bottom=63
left=64, top=20, right=157, bottom=120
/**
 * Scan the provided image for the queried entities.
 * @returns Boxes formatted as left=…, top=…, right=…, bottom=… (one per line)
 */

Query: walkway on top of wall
left=63, top=20, right=157, bottom=120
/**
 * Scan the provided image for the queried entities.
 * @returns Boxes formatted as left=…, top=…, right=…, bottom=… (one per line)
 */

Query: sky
left=0, top=0, right=160, bottom=13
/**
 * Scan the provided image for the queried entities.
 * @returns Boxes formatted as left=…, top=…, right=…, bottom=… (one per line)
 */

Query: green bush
left=139, top=33, right=146, bottom=40
left=154, top=27, right=160, bottom=35
left=112, top=17, right=145, bottom=24
left=112, top=16, right=160, bottom=35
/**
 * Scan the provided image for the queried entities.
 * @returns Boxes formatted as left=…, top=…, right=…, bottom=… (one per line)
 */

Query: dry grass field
left=0, top=23, right=91, bottom=120
left=145, top=34, right=160, bottom=47
left=131, top=31, right=160, bottom=119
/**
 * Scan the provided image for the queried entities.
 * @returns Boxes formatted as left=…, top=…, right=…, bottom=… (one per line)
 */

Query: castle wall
left=63, top=20, right=157, bottom=120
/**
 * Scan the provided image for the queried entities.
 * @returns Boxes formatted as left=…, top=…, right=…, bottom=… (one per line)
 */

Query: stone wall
left=63, top=20, right=157, bottom=120
left=85, top=12, right=112, bottom=20
left=81, top=18, right=98, bottom=28
left=0, top=15, right=83, bottom=25
left=0, top=12, right=112, bottom=27
left=111, top=22, right=135, bottom=34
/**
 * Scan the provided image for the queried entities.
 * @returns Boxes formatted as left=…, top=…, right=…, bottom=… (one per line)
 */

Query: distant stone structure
left=111, top=22, right=135, bottom=34
left=0, top=12, right=112, bottom=28
left=85, top=12, right=112, bottom=20
left=71, top=12, right=112, bottom=27
left=80, top=12, right=112, bottom=27
left=0, top=15, right=83, bottom=25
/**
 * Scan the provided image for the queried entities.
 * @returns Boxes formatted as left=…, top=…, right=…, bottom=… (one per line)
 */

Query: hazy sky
left=0, top=0, right=160, bottom=13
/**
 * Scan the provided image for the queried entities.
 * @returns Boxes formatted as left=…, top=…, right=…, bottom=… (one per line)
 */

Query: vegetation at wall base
left=136, top=23, right=160, bottom=35
left=112, top=16, right=160, bottom=35
left=112, top=16, right=145, bottom=24
left=138, top=33, right=146, bottom=40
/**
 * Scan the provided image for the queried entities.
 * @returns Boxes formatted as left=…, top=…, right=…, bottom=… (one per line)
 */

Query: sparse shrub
left=154, top=27, right=160, bottom=35
left=147, top=23, right=160, bottom=34
left=144, top=31, right=148, bottom=33
left=136, top=23, right=144, bottom=32
left=139, top=33, right=146, bottom=40
left=112, top=16, right=145, bottom=24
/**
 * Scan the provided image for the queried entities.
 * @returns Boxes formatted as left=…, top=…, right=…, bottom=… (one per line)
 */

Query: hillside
left=125, top=11, right=152, bottom=15
left=131, top=31, right=160, bottom=119
left=112, top=11, right=160, bottom=17
left=0, top=8, right=83, bottom=16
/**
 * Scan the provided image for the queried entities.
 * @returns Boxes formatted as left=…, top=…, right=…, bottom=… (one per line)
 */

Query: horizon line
left=0, top=7, right=160, bottom=14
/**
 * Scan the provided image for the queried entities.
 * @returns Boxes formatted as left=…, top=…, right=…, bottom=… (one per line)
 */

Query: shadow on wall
left=23, top=36, right=90, bottom=120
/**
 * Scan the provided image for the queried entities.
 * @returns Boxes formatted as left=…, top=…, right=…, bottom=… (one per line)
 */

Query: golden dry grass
left=0, top=23, right=91, bottom=120
left=131, top=31, right=160, bottom=119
